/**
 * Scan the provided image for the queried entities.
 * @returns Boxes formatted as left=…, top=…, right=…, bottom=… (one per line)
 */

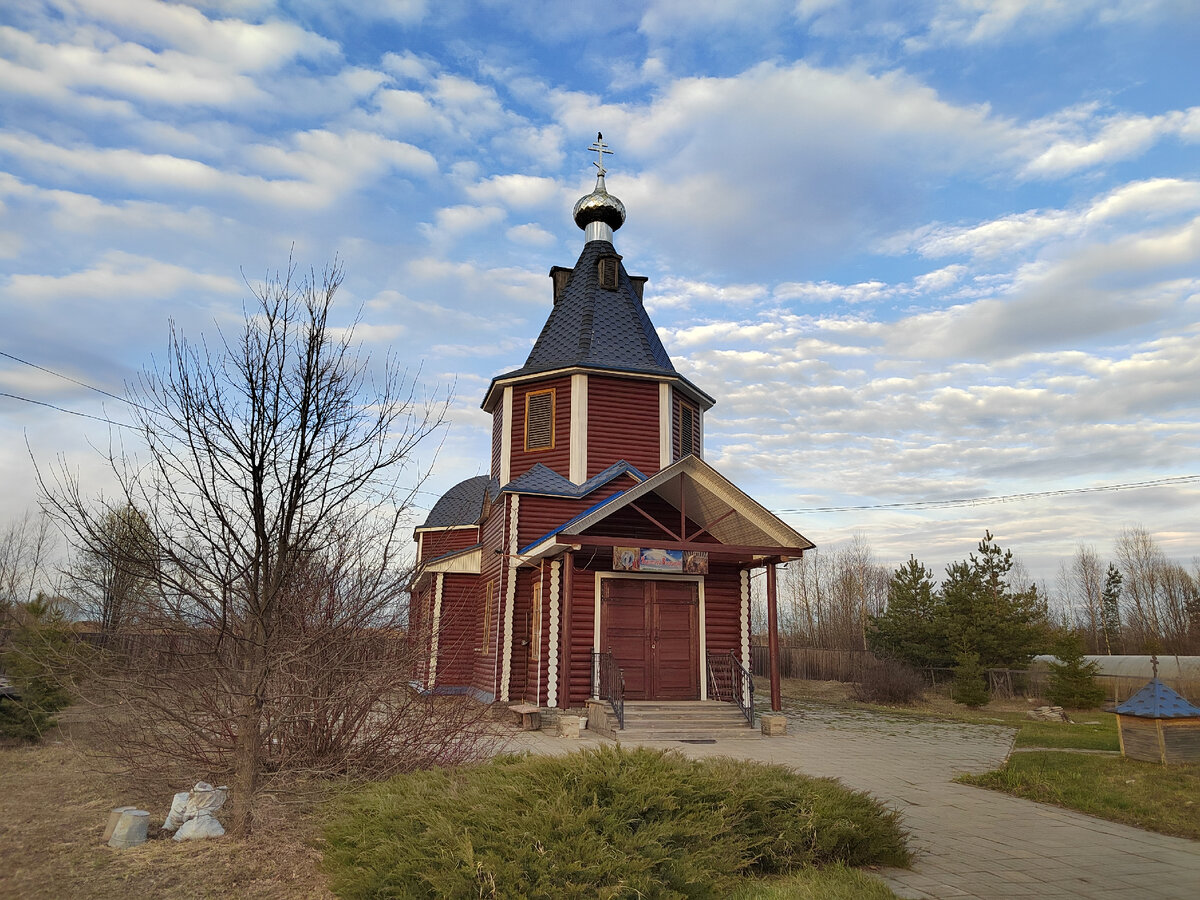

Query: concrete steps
left=614, top=700, right=757, bottom=742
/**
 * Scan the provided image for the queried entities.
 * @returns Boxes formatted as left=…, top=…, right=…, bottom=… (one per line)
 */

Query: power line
left=0, top=349, right=161, bottom=416
left=4, top=351, right=1195, bottom=514
left=0, top=391, right=136, bottom=429
left=777, top=474, right=1200, bottom=514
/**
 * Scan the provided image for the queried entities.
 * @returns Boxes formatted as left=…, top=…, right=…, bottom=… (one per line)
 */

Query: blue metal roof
left=1114, top=678, right=1200, bottom=718
left=503, top=460, right=646, bottom=497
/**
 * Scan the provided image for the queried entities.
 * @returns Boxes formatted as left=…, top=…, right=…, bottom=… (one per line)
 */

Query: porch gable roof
left=517, top=455, right=814, bottom=561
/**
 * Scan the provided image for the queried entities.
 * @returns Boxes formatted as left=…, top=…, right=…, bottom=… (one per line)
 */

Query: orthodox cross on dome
left=588, top=132, right=613, bottom=176
left=1151, top=654, right=1159, bottom=678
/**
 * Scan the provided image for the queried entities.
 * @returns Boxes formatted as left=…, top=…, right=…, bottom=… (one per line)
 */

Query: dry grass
left=0, top=707, right=333, bottom=900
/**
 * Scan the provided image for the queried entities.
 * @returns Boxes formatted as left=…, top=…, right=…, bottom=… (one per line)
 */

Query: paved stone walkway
left=510, top=705, right=1200, bottom=899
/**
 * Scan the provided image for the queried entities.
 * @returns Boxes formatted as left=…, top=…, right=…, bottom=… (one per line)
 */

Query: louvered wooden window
left=524, top=388, right=555, bottom=451
left=675, top=400, right=699, bottom=459
left=481, top=580, right=494, bottom=653
left=598, top=256, right=618, bottom=290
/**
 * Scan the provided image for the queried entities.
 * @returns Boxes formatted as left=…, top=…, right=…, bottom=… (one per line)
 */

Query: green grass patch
left=1012, top=714, right=1119, bottom=751
left=323, top=745, right=909, bottom=898
left=957, top=752, right=1200, bottom=840
left=727, top=863, right=900, bottom=899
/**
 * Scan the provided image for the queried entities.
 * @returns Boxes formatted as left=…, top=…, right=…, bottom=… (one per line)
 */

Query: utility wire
left=0, top=349, right=160, bottom=416
left=0, top=391, right=136, bottom=429
left=777, top=474, right=1200, bottom=514
left=4, top=351, right=1196, bottom=514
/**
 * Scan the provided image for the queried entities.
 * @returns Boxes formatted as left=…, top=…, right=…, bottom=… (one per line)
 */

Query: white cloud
left=1023, top=108, right=1200, bottom=178
left=893, top=178, right=1200, bottom=260
left=910, top=0, right=1169, bottom=50
left=0, top=128, right=436, bottom=210
left=5, top=251, right=240, bottom=304
left=506, top=223, right=555, bottom=247
left=420, top=204, right=506, bottom=242
left=465, top=174, right=563, bottom=209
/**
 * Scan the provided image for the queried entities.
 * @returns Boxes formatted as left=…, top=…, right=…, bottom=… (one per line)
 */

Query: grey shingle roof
left=1115, top=678, right=1200, bottom=718
left=504, top=460, right=646, bottom=497
left=419, top=475, right=489, bottom=529
left=506, top=240, right=676, bottom=379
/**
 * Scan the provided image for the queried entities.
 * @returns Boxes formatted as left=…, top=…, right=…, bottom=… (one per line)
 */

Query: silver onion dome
left=574, top=133, right=626, bottom=243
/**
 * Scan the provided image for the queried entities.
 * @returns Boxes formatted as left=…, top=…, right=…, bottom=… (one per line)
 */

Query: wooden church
left=409, top=137, right=813, bottom=723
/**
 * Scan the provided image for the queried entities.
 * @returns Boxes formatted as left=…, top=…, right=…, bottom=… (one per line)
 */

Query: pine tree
left=951, top=650, right=989, bottom=708
left=867, top=556, right=945, bottom=667
left=1046, top=632, right=1106, bottom=708
left=0, top=595, right=73, bottom=742
left=938, top=532, right=1048, bottom=668
left=1100, top=563, right=1123, bottom=654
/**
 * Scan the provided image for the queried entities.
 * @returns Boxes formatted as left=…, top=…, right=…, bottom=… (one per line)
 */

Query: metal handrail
left=708, top=650, right=755, bottom=726
left=592, top=650, right=625, bottom=730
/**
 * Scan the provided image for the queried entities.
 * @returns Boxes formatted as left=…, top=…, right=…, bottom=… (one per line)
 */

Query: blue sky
left=1, top=0, right=1198, bottom=584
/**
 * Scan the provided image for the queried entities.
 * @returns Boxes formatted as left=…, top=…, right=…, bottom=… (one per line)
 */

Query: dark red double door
left=601, top=578, right=699, bottom=700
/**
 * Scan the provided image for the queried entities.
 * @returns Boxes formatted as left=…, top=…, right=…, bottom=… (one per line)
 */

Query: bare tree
left=776, top=535, right=888, bottom=650
left=1113, top=526, right=1199, bottom=654
left=41, top=260, right=479, bottom=834
left=0, top=509, right=56, bottom=626
left=1056, top=545, right=1104, bottom=652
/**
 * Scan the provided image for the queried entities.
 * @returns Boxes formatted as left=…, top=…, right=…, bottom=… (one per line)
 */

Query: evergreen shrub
left=951, top=650, right=989, bottom=708
left=1046, top=633, right=1106, bottom=709
left=323, top=745, right=910, bottom=898
left=0, top=597, right=73, bottom=742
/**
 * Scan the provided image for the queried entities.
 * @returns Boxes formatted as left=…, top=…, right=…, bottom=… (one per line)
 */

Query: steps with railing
left=592, top=650, right=625, bottom=730
left=706, top=650, right=756, bottom=726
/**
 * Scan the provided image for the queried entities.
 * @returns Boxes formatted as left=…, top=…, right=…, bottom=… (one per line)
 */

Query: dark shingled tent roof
left=482, top=240, right=713, bottom=409
left=511, top=240, right=675, bottom=379
left=419, top=475, right=490, bottom=529
left=1115, top=678, right=1200, bottom=718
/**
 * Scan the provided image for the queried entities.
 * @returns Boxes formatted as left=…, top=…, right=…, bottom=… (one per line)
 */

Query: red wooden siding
left=587, top=377, right=661, bottom=477
left=514, top=479, right=634, bottom=549
left=417, top=526, right=479, bottom=563
left=703, top=564, right=744, bottom=660
left=434, top=574, right=481, bottom=687
left=471, top=496, right=507, bottom=696
left=565, top=559, right=596, bottom=707
left=509, top=376, right=572, bottom=480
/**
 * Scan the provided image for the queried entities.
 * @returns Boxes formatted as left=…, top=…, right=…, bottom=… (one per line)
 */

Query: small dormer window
left=525, top=388, right=555, bottom=451
left=598, top=256, right=619, bottom=290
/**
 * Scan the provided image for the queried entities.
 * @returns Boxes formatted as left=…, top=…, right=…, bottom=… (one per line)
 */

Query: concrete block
left=558, top=715, right=581, bottom=738
left=761, top=714, right=787, bottom=736
left=107, top=809, right=150, bottom=849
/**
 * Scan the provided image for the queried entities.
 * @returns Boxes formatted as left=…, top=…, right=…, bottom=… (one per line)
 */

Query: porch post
left=765, top=558, right=782, bottom=712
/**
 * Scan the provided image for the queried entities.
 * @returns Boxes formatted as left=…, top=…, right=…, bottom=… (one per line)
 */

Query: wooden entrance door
left=601, top=579, right=699, bottom=700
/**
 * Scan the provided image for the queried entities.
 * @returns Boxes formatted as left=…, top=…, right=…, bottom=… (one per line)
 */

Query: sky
left=1, top=0, right=1198, bottom=587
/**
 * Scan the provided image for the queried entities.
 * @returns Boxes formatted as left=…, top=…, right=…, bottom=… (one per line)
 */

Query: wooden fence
left=750, top=644, right=877, bottom=682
